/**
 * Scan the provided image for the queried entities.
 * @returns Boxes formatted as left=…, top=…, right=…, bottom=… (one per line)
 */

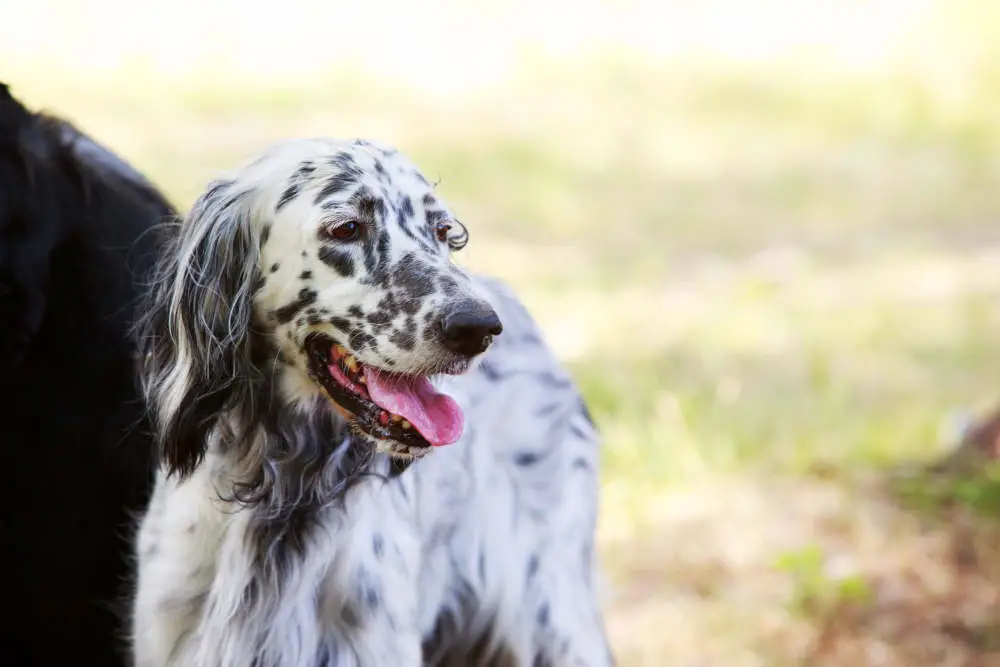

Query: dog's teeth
left=344, top=355, right=358, bottom=372
left=400, top=420, right=411, bottom=430
left=333, top=343, right=347, bottom=356
left=390, top=414, right=402, bottom=423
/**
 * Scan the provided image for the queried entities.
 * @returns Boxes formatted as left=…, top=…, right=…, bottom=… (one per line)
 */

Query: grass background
left=5, top=0, right=1000, bottom=663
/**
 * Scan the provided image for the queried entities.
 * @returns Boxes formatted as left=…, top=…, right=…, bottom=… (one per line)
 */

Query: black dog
left=0, top=83, right=174, bottom=665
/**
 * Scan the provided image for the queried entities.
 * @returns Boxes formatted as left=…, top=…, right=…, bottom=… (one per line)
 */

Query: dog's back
left=0, top=83, right=174, bottom=666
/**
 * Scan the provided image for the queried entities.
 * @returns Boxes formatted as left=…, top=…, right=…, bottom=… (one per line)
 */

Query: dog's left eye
left=324, top=220, right=361, bottom=242
left=435, top=221, right=451, bottom=243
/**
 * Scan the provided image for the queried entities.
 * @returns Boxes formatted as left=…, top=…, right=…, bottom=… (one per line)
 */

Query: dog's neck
left=209, top=396, right=376, bottom=513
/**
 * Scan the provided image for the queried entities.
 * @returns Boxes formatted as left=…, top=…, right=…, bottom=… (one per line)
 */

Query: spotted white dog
left=131, top=138, right=614, bottom=667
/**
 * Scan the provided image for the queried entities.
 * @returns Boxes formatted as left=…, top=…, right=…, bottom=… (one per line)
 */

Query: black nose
left=440, top=301, right=503, bottom=357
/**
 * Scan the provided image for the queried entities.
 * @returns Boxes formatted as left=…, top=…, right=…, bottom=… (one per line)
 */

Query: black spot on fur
left=329, top=316, right=351, bottom=332
left=514, top=451, right=542, bottom=466
left=533, top=654, right=553, bottom=667
left=571, top=456, right=592, bottom=471
left=436, top=274, right=462, bottom=297
left=479, top=360, right=501, bottom=381
left=401, top=299, right=421, bottom=316
left=272, top=288, right=317, bottom=325
left=536, top=603, right=550, bottom=628
left=375, top=228, right=391, bottom=265
left=377, top=292, right=400, bottom=318
left=299, top=270, right=312, bottom=280
left=317, top=245, right=355, bottom=277
left=348, top=330, right=376, bottom=352
left=341, top=603, right=362, bottom=628
left=538, top=371, right=571, bottom=390
left=526, top=554, right=539, bottom=580
left=276, top=183, right=299, bottom=211
left=332, top=150, right=359, bottom=170
left=363, top=583, right=380, bottom=612
left=295, top=161, right=316, bottom=178
left=389, top=329, right=416, bottom=351
left=314, top=172, right=358, bottom=204
left=535, top=403, right=560, bottom=416
left=260, top=224, right=271, bottom=246
left=269, top=262, right=280, bottom=273
left=570, top=420, right=592, bottom=441
left=347, top=305, right=364, bottom=319
left=392, top=254, right=436, bottom=311
left=399, top=195, right=413, bottom=217
left=367, top=311, right=391, bottom=325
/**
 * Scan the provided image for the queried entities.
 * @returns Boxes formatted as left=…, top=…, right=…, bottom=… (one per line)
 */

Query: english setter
left=132, top=138, right=614, bottom=666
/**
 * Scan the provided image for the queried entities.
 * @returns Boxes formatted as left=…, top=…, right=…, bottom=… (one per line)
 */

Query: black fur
left=0, top=84, right=175, bottom=665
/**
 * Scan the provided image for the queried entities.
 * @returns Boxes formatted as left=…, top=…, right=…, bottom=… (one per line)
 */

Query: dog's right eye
left=324, top=220, right=361, bottom=242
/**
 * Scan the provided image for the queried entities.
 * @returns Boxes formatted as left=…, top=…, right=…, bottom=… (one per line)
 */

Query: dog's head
left=140, top=138, right=502, bottom=478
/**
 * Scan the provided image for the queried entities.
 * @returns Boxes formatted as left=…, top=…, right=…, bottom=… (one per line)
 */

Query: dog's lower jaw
left=339, top=425, right=423, bottom=479
left=346, top=421, right=432, bottom=461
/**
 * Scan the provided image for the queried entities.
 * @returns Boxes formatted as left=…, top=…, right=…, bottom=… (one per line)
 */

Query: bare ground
left=601, top=468, right=1000, bottom=666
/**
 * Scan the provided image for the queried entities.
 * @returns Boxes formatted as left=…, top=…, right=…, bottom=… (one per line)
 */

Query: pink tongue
left=362, top=368, right=464, bottom=446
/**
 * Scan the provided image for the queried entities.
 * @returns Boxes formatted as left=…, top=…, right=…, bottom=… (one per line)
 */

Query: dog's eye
left=435, top=221, right=451, bottom=243
left=325, top=220, right=361, bottom=242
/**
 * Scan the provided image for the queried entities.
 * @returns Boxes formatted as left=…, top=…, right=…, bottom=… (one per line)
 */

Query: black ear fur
left=137, top=180, right=262, bottom=477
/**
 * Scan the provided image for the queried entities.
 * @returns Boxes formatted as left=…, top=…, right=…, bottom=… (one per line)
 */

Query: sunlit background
left=6, top=1, right=1000, bottom=664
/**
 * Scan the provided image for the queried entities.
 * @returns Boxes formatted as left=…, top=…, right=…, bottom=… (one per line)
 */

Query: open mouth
left=305, top=333, right=464, bottom=453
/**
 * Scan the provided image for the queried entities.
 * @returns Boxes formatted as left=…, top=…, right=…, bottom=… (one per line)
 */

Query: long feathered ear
left=136, top=178, right=262, bottom=478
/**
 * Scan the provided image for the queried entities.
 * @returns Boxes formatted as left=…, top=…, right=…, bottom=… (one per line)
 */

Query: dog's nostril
left=440, top=305, right=503, bottom=357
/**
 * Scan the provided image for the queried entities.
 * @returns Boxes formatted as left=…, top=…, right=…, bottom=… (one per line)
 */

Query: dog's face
left=249, top=139, right=502, bottom=458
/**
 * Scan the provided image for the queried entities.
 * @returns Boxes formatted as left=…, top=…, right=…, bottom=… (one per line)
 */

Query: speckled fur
left=131, top=138, right=614, bottom=667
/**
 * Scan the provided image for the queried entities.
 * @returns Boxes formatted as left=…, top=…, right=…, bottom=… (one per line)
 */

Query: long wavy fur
left=129, top=139, right=614, bottom=667
left=134, top=178, right=375, bottom=518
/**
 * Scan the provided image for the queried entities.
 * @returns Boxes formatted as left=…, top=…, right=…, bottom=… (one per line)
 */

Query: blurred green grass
left=5, top=2, right=1000, bottom=662
left=16, top=53, right=996, bottom=493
